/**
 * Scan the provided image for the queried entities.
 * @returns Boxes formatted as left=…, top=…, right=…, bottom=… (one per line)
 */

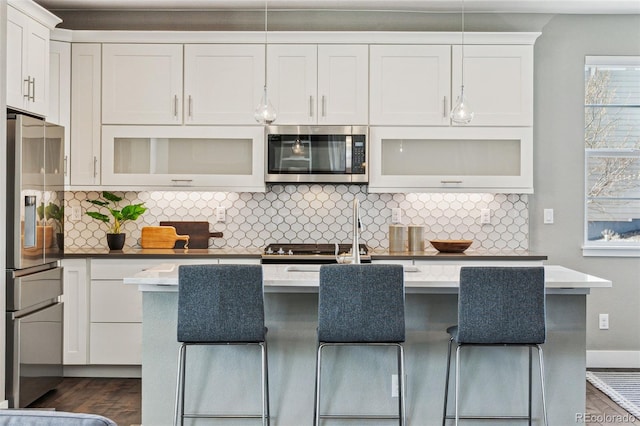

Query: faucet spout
left=352, top=198, right=361, bottom=264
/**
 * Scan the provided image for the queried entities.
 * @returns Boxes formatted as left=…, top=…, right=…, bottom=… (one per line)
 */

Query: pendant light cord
left=461, top=0, right=465, bottom=88
left=263, top=0, right=268, bottom=88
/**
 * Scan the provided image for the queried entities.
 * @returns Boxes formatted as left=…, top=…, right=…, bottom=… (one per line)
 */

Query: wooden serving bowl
left=430, top=239, right=473, bottom=253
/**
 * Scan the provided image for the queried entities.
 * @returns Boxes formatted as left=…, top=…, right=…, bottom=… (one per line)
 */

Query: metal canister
left=388, top=224, right=407, bottom=253
left=408, top=225, right=425, bottom=252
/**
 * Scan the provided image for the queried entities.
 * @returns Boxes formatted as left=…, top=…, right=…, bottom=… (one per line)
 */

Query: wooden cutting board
left=159, top=221, right=223, bottom=249
left=141, top=226, right=190, bottom=249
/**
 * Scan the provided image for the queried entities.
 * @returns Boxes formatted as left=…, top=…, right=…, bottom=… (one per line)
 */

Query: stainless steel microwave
left=265, top=125, right=368, bottom=184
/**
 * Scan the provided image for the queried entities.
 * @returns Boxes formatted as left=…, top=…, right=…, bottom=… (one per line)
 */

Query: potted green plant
left=85, top=191, right=147, bottom=250
left=39, top=202, right=65, bottom=250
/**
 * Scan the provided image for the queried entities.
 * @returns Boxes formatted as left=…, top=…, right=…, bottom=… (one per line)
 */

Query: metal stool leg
left=174, top=343, right=187, bottom=426
left=528, top=346, right=533, bottom=426
left=442, top=337, right=453, bottom=426
left=454, top=345, right=461, bottom=426
left=537, top=345, right=549, bottom=426
left=313, top=343, right=324, bottom=426
left=397, top=343, right=406, bottom=426
left=261, top=341, right=270, bottom=426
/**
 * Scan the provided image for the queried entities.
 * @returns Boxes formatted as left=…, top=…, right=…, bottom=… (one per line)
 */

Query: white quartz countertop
left=124, top=263, right=612, bottom=295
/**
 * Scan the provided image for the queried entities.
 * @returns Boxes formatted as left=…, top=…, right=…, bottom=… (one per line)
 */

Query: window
left=584, top=56, right=640, bottom=257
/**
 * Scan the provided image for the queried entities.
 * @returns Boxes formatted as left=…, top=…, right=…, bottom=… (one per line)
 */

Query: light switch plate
left=391, top=208, right=402, bottom=224
left=216, top=206, right=226, bottom=222
left=543, top=209, right=554, bottom=224
left=71, top=206, right=82, bottom=221
left=480, top=209, right=491, bottom=224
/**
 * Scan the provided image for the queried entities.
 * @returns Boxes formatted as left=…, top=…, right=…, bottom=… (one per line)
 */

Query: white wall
left=530, top=14, right=640, bottom=367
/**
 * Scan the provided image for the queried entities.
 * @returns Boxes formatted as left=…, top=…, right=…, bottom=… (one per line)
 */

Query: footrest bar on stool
left=444, top=415, right=531, bottom=420
left=184, top=414, right=267, bottom=419
left=320, top=414, right=400, bottom=420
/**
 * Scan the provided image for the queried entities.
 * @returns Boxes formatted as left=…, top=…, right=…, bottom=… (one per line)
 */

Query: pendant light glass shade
left=450, top=0, right=474, bottom=124
left=254, top=0, right=277, bottom=125
left=451, top=85, right=474, bottom=124
left=254, top=85, right=277, bottom=124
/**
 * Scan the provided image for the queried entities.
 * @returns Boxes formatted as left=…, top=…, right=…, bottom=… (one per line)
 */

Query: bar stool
left=174, top=264, right=269, bottom=426
left=314, top=264, right=406, bottom=426
left=442, top=266, right=549, bottom=426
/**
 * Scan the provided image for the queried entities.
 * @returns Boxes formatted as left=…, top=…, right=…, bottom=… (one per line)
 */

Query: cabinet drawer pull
left=174, top=95, right=179, bottom=118
left=93, top=156, right=98, bottom=178
left=309, top=95, right=314, bottom=117
left=443, top=96, right=448, bottom=118
left=440, top=180, right=462, bottom=184
left=188, top=95, right=193, bottom=118
left=171, top=179, right=193, bottom=186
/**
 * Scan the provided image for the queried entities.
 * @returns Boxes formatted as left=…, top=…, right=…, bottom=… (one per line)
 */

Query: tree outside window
left=584, top=56, right=640, bottom=254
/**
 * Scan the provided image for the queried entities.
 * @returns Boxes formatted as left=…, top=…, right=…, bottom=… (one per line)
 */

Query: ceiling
left=33, top=0, right=640, bottom=14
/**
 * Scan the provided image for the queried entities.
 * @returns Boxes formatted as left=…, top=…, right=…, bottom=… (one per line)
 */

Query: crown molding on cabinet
left=8, top=0, right=62, bottom=29
left=49, top=29, right=542, bottom=45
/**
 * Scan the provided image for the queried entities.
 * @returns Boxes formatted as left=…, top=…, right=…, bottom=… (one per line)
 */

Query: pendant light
left=450, top=0, right=474, bottom=124
left=254, top=0, right=277, bottom=124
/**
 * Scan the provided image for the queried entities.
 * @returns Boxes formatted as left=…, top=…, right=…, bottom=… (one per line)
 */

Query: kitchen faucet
left=352, top=198, right=361, bottom=264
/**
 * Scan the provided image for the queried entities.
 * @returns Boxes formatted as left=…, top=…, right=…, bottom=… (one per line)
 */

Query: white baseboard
left=587, top=350, right=640, bottom=368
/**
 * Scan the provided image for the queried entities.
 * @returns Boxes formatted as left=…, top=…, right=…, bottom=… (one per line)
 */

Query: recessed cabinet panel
left=102, top=44, right=183, bottom=125
left=184, top=44, right=265, bottom=124
left=370, top=45, right=451, bottom=125
left=452, top=45, right=533, bottom=126
left=102, top=126, right=265, bottom=191
left=369, top=126, right=533, bottom=193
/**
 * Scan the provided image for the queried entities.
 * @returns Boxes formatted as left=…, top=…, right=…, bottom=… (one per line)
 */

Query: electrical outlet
left=544, top=209, right=554, bottom=224
left=71, top=206, right=82, bottom=221
left=599, top=313, right=609, bottom=330
left=216, top=206, right=226, bottom=223
left=391, top=374, right=398, bottom=398
left=480, top=208, right=491, bottom=224
left=391, top=208, right=402, bottom=224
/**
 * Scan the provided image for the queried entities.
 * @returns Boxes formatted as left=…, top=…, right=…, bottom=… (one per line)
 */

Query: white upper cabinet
left=70, top=43, right=102, bottom=186
left=184, top=44, right=265, bottom=125
left=452, top=45, right=533, bottom=126
left=369, top=126, right=533, bottom=193
left=370, top=43, right=534, bottom=126
left=370, top=45, right=451, bottom=126
left=49, top=40, right=71, bottom=185
left=102, top=44, right=183, bottom=125
left=7, top=5, right=52, bottom=117
left=268, top=44, right=368, bottom=125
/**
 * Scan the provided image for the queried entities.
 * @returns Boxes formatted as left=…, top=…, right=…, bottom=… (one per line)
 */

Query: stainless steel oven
left=266, top=125, right=368, bottom=184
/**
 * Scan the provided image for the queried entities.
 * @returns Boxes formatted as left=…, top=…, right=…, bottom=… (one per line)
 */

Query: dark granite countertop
left=64, top=247, right=546, bottom=261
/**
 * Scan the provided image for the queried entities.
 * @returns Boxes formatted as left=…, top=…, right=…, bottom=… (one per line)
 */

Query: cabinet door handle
left=188, top=95, right=193, bottom=118
left=309, top=95, right=314, bottom=117
left=93, top=156, right=98, bottom=178
left=174, top=95, right=179, bottom=118
left=31, top=78, right=36, bottom=101
left=440, top=180, right=462, bottom=184
left=64, top=155, right=68, bottom=177
left=322, top=95, right=326, bottom=117
left=23, top=77, right=30, bottom=99
left=443, top=96, right=448, bottom=118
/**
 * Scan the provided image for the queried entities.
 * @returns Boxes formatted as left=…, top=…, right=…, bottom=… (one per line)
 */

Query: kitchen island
left=125, top=263, right=610, bottom=426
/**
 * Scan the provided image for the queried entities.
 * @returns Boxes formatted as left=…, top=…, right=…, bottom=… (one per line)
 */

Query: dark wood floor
left=27, top=377, right=635, bottom=426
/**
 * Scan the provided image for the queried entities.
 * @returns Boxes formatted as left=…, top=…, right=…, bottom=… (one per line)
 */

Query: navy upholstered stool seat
left=174, top=264, right=269, bottom=426
left=442, top=266, right=549, bottom=426
left=314, top=264, right=406, bottom=426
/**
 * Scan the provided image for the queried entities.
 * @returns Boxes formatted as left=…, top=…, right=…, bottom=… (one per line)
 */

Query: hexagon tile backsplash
left=65, top=185, right=528, bottom=251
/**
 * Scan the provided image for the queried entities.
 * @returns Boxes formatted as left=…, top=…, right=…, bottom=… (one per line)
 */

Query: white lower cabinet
left=369, top=126, right=534, bottom=193
left=62, top=259, right=90, bottom=365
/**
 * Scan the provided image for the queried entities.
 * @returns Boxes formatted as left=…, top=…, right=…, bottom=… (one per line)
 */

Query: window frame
left=583, top=56, right=640, bottom=257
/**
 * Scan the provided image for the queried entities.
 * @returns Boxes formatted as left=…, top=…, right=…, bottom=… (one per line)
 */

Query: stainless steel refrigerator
left=5, top=113, right=64, bottom=408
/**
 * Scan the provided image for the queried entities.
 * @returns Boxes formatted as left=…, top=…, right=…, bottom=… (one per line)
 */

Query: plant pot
left=107, top=233, right=126, bottom=251
left=56, top=232, right=64, bottom=251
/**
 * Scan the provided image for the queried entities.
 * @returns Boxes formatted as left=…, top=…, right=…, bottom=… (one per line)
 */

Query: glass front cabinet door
left=369, top=127, right=533, bottom=193
left=101, top=126, right=265, bottom=191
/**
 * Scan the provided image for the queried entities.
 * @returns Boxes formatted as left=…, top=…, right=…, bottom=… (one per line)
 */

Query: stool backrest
left=178, top=264, right=265, bottom=343
left=318, top=264, right=405, bottom=343
left=457, top=266, right=546, bottom=344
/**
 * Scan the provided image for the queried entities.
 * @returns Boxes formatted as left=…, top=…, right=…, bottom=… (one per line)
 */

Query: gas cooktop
left=261, top=243, right=370, bottom=264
